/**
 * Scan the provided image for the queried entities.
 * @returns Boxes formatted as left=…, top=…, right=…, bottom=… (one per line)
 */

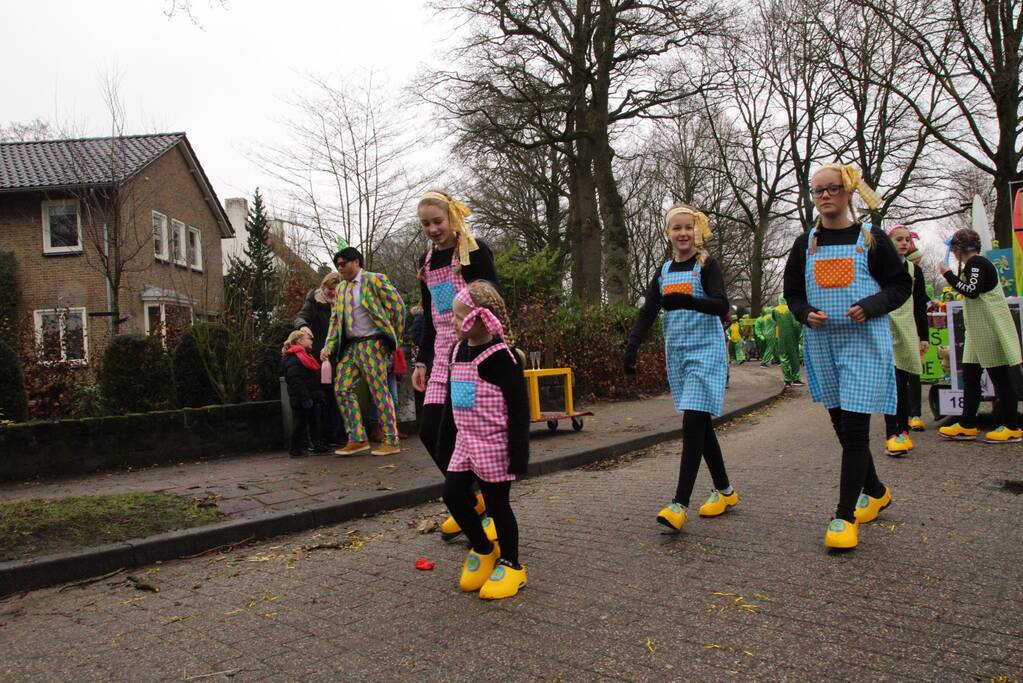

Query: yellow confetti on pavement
left=645, top=639, right=656, bottom=653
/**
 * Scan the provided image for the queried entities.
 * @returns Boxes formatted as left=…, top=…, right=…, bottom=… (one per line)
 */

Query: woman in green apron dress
left=882, top=225, right=930, bottom=455
left=938, top=228, right=1023, bottom=443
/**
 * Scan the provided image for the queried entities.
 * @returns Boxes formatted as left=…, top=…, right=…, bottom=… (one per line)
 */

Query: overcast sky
left=1, top=0, right=445, bottom=205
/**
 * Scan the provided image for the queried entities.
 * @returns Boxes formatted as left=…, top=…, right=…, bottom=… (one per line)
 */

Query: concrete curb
left=0, top=390, right=783, bottom=597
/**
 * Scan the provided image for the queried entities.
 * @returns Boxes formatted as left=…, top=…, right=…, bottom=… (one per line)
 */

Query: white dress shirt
left=345, top=271, right=378, bottom=338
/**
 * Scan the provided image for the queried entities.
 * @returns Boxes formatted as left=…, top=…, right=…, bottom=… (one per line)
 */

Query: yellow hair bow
left=836, top=164, right=883, bottom=210
left=665, top=206, right=713, bottom=246
left=422, top=192, right=478, bottom=266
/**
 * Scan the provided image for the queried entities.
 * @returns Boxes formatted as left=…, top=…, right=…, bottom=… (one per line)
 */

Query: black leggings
left=884, top=369, right=913, bottom=437
left=908, top=374, right=922, bottom=418
left=828, top=408, right=885, bottom=523
left=443, top=472, right=519, bottom=565
left=961, top=364, right=1020, bottom=429
left=673, top=411, right=730, bottom=508
left=290, top=401, right=323, bottom=454
left=421, top=402, right=479, bottom=511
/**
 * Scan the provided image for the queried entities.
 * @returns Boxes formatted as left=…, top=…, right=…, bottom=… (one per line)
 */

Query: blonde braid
left=466, top=280, right=517, bottom=348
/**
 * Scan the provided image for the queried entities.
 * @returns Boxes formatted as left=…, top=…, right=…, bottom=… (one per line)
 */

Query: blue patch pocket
left=429, top=281, right=456, bottom=313
left=450, top=380, right=477, bottom=410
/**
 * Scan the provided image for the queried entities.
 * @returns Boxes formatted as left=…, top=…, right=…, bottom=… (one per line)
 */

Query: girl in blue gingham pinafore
left=624, top=204, right=738, bottom=532
left=804, top=228, right=897, bottom=415
left=785, top=163, right=911, bottom=550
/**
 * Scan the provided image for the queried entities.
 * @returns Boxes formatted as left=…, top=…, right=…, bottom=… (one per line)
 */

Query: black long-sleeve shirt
left=436, top=337, right=530, bottom=475
left=417, top=240, right=499, bottom=371
left=943, top=254, right=998, bottom=299
left=910, top=262, right=929, bottom=341
left=627, top=255, right=730, bottom=349
left=782, top=224, right=912, bottom=324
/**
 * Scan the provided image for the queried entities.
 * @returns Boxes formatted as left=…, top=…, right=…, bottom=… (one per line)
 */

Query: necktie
left=345, top=281, right=356, bottom=334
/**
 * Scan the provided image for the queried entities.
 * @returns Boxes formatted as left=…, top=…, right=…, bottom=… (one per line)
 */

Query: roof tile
left=0, top=133, right=185, bottom=190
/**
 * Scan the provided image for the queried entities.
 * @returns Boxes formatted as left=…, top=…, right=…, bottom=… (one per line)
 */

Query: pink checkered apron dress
left=447, top=342, right=517, bottom=483
left=423, top=248, right=468, bottom=406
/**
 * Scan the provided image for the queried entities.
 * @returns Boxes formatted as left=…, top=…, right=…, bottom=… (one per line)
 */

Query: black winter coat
left=294, top=288, right=334, bottom=358
left=281, top=354, right=321, bottom=408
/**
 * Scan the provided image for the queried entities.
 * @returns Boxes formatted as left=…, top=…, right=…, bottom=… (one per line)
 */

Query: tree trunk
left=591, top=0, right=628, bottom=303
left=545, top=146, right=564, bottom=254
left=749, top=215, right=767, bottom=316
left=591, top=114, right=628, bottom=303
left=570, top=129, right=603, bottom=303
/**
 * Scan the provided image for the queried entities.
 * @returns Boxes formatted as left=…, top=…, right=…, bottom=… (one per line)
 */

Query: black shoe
left=791, top=380, right=805, bottom=386
left=785, top=381, right=792, bottom=387
left=760, top=363, right=769, bottom=367
left=311, top=444, right=332, bottom=454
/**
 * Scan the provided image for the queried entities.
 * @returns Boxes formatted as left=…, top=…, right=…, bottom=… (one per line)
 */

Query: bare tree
left=257, top=72, right=427, bottom=271
left=854, top=0, right=1023, bottom=245
left=814, top=0, right=948, bottom=224
left=698, top=25, right=800, bottom=315
left=426, top=0, right=729, bottom=303
left=54, top=75, right=162, bottom=335
left=453, top=113, right=568, bottom=258
left=759, top=0, right=844, bottom=230
left=0, top=118, right=54, bottom=142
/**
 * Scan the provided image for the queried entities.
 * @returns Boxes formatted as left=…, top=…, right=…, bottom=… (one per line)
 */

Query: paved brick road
left=2, top=390, right=1021, bottom=682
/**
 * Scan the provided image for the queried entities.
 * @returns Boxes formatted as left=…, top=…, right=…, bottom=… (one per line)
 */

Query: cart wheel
left=546, top=420, right=559, bottom=432
left=571, top=417, right=584, bottom=431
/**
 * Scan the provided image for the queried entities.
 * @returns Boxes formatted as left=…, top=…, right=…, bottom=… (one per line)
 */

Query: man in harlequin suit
left=773, top=295, right=804, bottom=386
left=320, top=247, right=407, bottom=456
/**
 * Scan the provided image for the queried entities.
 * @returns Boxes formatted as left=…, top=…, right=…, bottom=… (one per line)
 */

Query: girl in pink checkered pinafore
left=436, top=282, right=530, bottom=600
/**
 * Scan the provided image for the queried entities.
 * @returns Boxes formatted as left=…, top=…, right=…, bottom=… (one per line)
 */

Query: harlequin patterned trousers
left=335, top=338, right=398, bottom=446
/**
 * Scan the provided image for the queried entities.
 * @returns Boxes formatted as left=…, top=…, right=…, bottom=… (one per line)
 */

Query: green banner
left=920, top=326, right=948, bottom=383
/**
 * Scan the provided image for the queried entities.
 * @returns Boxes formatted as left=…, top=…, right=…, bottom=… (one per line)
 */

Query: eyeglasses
left=808, top=184, right=844, bottom=197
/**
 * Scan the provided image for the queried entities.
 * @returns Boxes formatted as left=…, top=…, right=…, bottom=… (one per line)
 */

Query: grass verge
left=0, top=492, right=222, bottom=562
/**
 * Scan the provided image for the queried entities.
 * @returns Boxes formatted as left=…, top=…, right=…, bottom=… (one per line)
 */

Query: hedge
left=100, top=335, right=175, bottom=414
left=0, top=401, right=282, bottom=482
left=0, top=338, right=27, bottom=423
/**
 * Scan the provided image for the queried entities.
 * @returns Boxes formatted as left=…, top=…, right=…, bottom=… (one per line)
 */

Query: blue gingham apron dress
left=661, top=261, right=728, bottom=416
left=803, top=228, right=896, bottom=414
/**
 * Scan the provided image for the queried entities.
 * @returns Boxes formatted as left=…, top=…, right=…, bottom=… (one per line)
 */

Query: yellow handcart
left=523, top=367, right=593, bottom=432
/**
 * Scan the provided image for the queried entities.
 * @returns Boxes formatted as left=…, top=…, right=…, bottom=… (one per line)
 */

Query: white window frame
left=171, top=218, right=187, bottom=266
left=145, top=302, right=194, bottom=346
left=33, top=307, right=89, bottom=365
left=187, top=226, right=203, bottom=271
left=41, top=199, right=83, bottom=255
left=152, top=211, right=169, bottom=262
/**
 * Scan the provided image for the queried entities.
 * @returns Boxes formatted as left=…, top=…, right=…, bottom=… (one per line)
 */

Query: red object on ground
left=414, top=557, right=435, bottom=571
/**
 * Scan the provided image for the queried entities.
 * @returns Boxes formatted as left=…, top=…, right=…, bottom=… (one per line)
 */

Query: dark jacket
left=409, top=312, right=425, bottom=349
left=281, top=353, right=320, bottom=408
left=294, top=288, right=334, bottom=358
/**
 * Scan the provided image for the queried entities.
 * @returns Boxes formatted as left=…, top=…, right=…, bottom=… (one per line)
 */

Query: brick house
left=0, top=133, right=233, bottom=366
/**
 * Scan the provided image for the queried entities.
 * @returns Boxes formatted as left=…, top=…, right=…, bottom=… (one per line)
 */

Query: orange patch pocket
left=814, top=257, right=855, bottom=289
left=663, top=282, right=694, bottom=296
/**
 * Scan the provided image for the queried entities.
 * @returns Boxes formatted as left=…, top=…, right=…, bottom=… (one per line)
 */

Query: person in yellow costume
left=756, top=307, right=777, bottom=366
left=773, top=295, right=803, bottom=386
left=727, top=316, right=746, bottom=363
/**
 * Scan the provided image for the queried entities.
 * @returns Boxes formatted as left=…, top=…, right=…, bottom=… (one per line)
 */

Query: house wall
left=119, top=144, right=225, bottom=329
left=0, top=191, right=114, bottom=360
left=0, top=143, right=227, bottom=365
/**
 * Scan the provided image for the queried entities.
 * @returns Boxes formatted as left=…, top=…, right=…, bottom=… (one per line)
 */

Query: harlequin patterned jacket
left=323, top=271, right=406, bottom=355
